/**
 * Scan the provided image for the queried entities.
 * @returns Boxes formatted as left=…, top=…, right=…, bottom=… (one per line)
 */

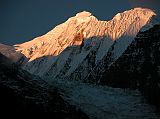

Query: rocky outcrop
left=0, top=43, right=25, bottom=63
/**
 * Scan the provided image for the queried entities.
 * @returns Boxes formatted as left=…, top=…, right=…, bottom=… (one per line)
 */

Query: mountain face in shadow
left=93, top=24, right=160, bottom=87
left=0, top=53, right=89, bottom=118
left=87, top=24, right=160, bottom=109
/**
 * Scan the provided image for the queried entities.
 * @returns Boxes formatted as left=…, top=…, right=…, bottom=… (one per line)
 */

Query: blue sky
left=0, top=0, right=159, bottom=45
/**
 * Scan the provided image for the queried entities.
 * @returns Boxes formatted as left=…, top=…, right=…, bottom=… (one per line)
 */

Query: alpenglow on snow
left=12, top=8, right=156, bottom=80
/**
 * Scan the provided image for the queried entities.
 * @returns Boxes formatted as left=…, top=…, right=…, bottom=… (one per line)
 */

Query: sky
left=0, top=0, right=159, bottom=45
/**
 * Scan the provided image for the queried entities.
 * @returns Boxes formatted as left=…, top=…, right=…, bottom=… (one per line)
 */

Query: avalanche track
left=47, top=78, right=160, bottom=119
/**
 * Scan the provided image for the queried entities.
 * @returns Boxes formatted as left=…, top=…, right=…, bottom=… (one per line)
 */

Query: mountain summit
left=15, top=8, right=155, bottom=60
left=13, top=8, right=156, bottom=77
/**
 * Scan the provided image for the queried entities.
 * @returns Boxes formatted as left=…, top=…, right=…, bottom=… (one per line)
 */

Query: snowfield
left=47, top=78, right=160, bottom=119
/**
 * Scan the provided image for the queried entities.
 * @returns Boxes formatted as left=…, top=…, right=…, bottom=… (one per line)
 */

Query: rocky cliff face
left=88, top=24, right=160, bottom=108
left=87, top=24, right=160, bottom=85
left=13, top=8, right=156, bottom=77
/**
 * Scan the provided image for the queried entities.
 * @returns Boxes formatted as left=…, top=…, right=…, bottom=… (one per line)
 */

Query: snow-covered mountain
left=0, top=7, right=160, bottom=118
left=12, top=8, right=156, bottom=79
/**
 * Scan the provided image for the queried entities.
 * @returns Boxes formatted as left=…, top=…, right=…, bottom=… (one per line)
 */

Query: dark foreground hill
left=0, top=53, right=89, bottom=119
